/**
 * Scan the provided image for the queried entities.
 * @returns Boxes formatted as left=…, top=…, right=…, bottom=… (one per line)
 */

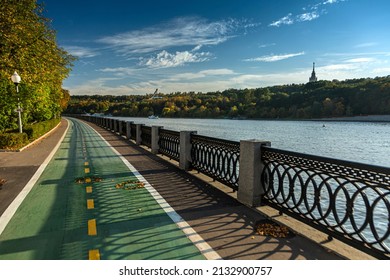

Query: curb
left=0, top=119, right=62, bottom=153
left=0, top=119, right=70, bottom=235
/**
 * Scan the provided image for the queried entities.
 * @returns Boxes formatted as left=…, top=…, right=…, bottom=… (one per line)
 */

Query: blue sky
left=42, top=0, right=390, bottom=95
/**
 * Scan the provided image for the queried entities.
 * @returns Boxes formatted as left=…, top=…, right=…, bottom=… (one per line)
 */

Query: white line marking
left=84, top=120, right=222, bottom=260
left=0, top=119, right=70, bottom=235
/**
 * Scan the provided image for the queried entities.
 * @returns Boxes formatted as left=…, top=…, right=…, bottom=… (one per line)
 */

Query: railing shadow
left=98, top=127, right=341, bottom=260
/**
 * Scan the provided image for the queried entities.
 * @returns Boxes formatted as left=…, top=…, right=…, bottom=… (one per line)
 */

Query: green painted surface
left=0, top=118, right=205, bottom=260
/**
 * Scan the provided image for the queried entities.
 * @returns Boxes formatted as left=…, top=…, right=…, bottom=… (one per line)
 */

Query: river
left=114, top=117, right=390, bottom=168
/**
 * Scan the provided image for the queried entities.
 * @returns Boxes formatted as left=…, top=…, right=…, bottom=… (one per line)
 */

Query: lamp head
left=11, top=71, right=21, bottom=85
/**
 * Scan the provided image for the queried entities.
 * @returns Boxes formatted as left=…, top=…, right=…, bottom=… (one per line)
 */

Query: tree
left=0, top=0, right=74, bottom=131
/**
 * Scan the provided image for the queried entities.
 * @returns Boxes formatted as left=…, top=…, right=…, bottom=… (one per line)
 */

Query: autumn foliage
left=0, top=0, right=74, bottom=132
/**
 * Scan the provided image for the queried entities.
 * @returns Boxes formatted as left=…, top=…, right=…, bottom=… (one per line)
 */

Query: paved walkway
left=0, top=117, right=342, bottom=260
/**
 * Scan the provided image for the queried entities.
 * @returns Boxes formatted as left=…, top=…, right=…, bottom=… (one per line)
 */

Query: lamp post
left=11, top=71, right=23, bottom=133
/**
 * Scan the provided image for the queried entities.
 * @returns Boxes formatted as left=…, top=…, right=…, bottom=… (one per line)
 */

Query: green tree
left=0, top=0, right=74, bottom=131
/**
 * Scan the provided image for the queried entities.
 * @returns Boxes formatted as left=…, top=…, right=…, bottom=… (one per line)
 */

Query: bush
left=0, top=132, right=28, bottom=150
left=0, top=118, right=60, bottom=150
left=24, top=118, right=60, bottom=140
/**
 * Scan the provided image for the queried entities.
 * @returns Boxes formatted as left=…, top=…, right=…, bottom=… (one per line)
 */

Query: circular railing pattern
left=261, top=147, right=390, bottom=258
left=140, top=125, right=152, bottom=148
left=158, top=129, right=180, bottom=161
left=191, top=134, right=239, bottom=190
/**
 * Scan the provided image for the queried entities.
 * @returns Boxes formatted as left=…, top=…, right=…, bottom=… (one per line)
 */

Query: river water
left=112, top=116, right=390, bottom=253
left=115, top=117, right=390, bottom=168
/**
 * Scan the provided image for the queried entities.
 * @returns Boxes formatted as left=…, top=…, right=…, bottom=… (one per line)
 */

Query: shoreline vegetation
left=66, top=76, right=390, bottom=121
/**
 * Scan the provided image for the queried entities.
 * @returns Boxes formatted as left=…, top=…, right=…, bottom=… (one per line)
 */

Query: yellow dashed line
left=86, top=186, right=93, bottom=193
left=85, top=177, right=91, bottom=183
left=87, top=199, right=95, bottom=209
left=88, top=219, right=97, bottom=236
left=89, top=249, right=100, bottom=260
left=84, top=162, right=89, bottom=166
left=85, top=167, right=90, bottom=174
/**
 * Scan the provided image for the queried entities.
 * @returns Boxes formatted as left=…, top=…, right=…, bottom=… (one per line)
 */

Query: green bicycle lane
left=0, top=118, right=207, bottom=260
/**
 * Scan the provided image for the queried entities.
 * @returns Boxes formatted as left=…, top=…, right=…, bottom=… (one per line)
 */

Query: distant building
left=309, top=62, right=318, bottom=82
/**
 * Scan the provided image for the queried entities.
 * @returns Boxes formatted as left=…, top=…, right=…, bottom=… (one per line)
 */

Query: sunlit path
left=0, top=118, right=207, bottom=260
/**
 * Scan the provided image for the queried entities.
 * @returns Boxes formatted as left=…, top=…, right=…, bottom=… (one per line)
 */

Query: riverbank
left=312, top=115, right=390, bottom=122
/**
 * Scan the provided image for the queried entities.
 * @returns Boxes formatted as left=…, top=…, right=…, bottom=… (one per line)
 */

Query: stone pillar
left=136, top=124, right=143, bottom=145
left=126, top=121, right=132, bottom=140
left=179, top=131, right=197, bottom=171
left=118, top=120, right=123, bottom=135
left=237, top=140, right=271, bottom=207
left=110, top=119, right=114, bottom=131
left=151, top=126, right=163, bottom=154
left=114, top=119, right=118, bottom=133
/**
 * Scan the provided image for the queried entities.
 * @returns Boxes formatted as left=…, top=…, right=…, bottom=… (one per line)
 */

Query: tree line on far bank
left=66, top=76, right=390, bottom=119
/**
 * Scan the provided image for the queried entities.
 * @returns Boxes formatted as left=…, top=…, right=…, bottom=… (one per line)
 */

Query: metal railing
left=130, top=123, right=136, bottom=141
left=158, top=128, right=180, bottom=161
left=79, top=115, right=390, bottom=259
left=140, top=125, right=152, bottom=148
left=120, top=121, right=127, bottom=136
left=191, top=134, right=240, bottom=191
left=261, top=146, right=390, bottom=259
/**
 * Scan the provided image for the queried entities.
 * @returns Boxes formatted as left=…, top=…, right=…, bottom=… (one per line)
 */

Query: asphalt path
left=0, top=117, right=342, bottom=260
left=0, top=118, right=208, bottom=260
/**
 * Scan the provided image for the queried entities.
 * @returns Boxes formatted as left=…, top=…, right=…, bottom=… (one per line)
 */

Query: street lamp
left=11, top=71, right=23, bottom=133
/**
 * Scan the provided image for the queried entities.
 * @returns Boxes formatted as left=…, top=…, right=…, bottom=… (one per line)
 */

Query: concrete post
left=179, top=131, right=197, bottom=171
left=126, top=121, right=132, bottom=140
left=114, top=119, right=118, bottom=133
left=151, top=126, right=163, bottom=154
left=136, top=124, right=143, bottom=145
left=110, top=119, right=114, bottom=131
left=118, top=120, right=123, bottom=135
left=237, top=140, right=271, bottom=207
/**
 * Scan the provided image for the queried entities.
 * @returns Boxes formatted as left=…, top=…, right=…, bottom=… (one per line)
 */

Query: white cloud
left=170, top=69, right=236, bottom=80
left=297, top=11, right=320, bottom=22
left=354, top=42, right=378, bottom=48
left=344, top=58, right=376, bottom=63
left=244, top=52, right=305, bottom=62
left=269, top=0, right=344, bottom=27
left=372, top=67, right=390, bottom=74
left=65, top=46, right=99, bottom=58
left=99, top=67, right=136, bottom=76
left=140, top=50, right=212, bottom=68
left=269, top=14, right=294, bottom=27
left=258, top=43, right=276, bottom=48
left=322, top=0, right=344, bottom=4
left=319, top=64, right=360, bottom=71
left=200, top=69, right=236, bottom=76
left=97, top=17, right=243, bottom=55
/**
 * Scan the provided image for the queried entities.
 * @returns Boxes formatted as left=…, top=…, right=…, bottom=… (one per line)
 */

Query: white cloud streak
left=97, top=17, right=242, bottom=55
left=65, top=46, right=100, bottom=58
left=139, top=50, right=212, bottom=68
left=244, top=52, right=305, bottom=62
left=269, top=0, right=344, bottom=27
left=297, top=11, right=320, bottom=22
left=269, top=14, right=294, bottom=27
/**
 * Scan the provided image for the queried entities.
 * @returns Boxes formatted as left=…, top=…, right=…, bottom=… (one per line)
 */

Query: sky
left=41, top=0, right=390, bottom=95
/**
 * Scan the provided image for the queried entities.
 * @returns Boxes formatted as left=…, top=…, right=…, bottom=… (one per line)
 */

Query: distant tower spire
left=309, top=62, right=318, bottom=82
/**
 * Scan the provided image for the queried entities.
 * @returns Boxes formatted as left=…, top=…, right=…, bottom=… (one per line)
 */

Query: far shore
left=84, top=113, right=390, bottom=123
left=311, top=115, right=390, bottom=122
